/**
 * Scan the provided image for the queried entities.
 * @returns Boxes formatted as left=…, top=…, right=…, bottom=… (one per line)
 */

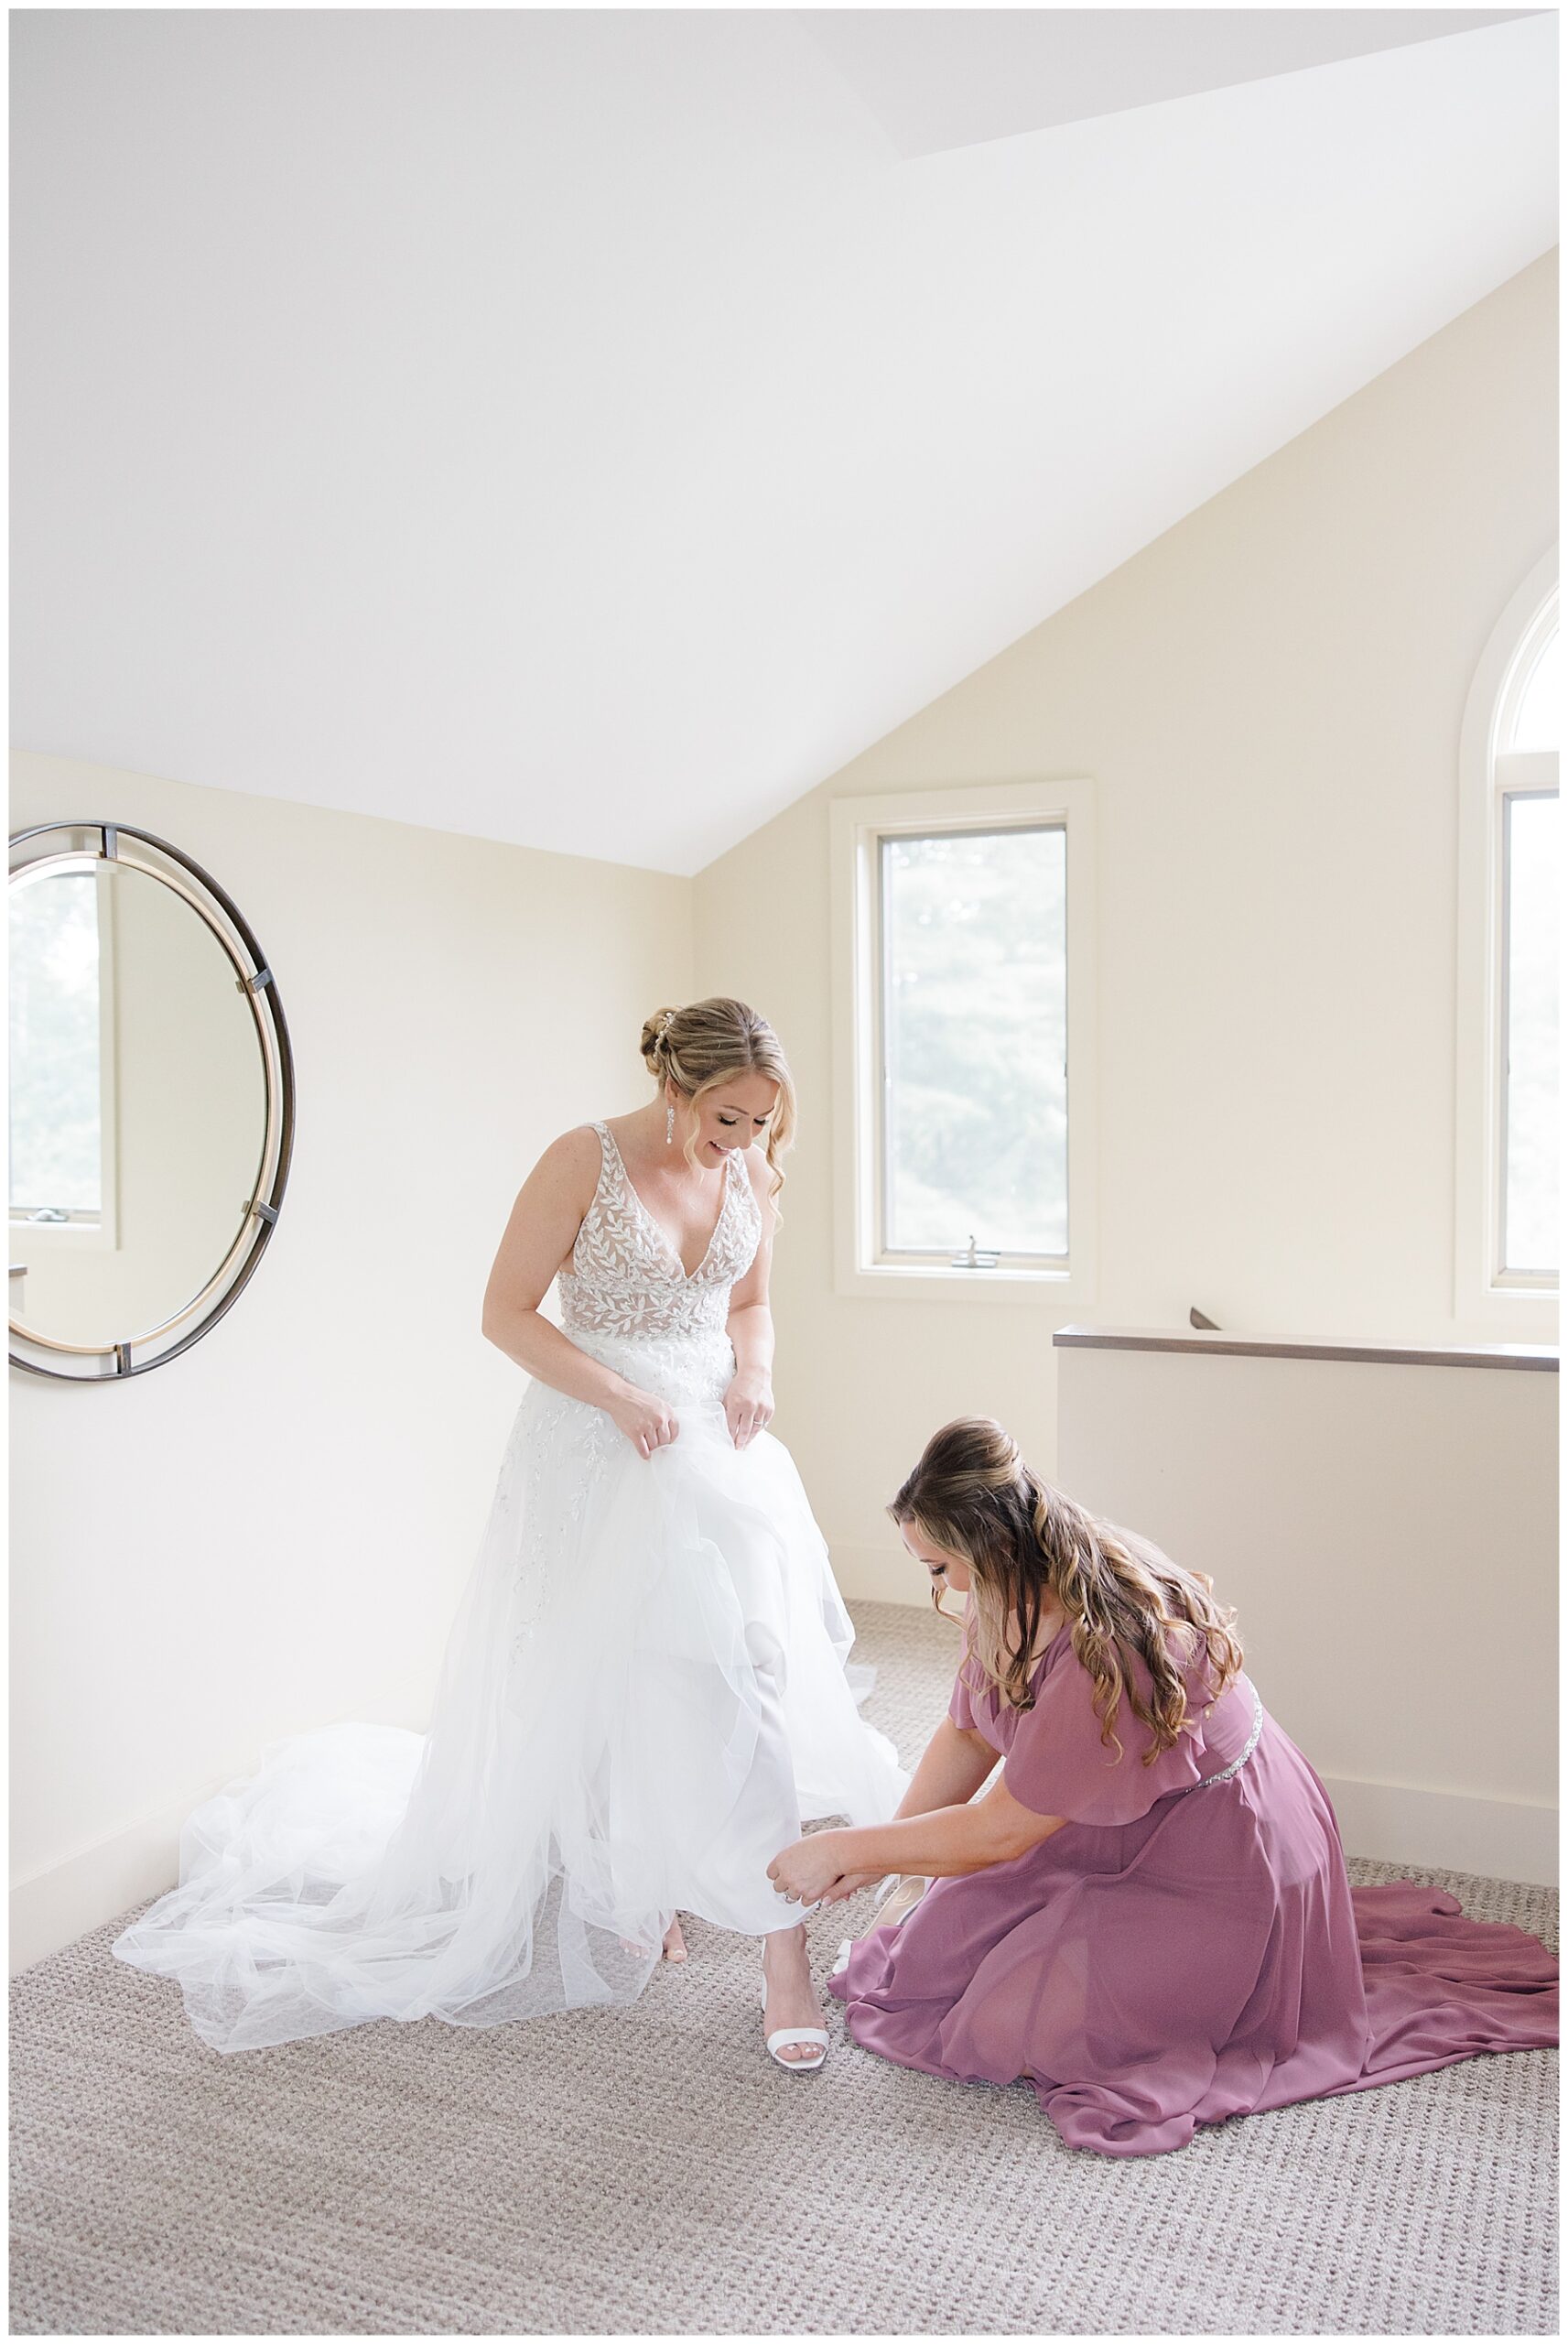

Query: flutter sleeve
left=947, top=1655, right=979, bottom=1732
left=1002, top=1640, right=1211, bottom=1826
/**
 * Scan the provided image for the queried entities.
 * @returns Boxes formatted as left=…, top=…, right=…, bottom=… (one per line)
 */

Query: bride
left=114, top=996, right=905, bottom=2069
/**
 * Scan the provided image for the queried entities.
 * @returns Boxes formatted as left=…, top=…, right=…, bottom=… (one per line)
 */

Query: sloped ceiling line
left=10, top=10, right=1557, bottom=874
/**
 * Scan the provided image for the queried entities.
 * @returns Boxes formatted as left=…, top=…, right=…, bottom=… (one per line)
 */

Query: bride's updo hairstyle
left=889, top=1416, right=1245, bottom=1762
left=639, top=996, right=797, bottom=1206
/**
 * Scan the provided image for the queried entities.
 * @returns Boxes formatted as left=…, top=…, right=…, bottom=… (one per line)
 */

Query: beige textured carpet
left=11, top=1602, right=1559, bottom=2336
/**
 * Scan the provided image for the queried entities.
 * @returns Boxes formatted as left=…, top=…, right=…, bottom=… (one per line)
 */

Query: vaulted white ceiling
left=806, top=7, right=1538, bottom=152
left=11, top=10, right=1556, bottom=875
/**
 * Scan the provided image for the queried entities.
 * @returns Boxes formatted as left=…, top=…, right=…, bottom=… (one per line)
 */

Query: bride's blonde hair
left=639, top=997, right=796, bottom=1207
left=889, top=1416, right=1245, bottom=1761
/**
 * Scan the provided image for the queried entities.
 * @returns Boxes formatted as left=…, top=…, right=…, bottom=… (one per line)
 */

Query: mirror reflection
left=10, top=859, right=268, bottom=1350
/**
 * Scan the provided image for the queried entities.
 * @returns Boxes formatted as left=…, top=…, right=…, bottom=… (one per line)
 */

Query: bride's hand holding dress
left=722, top=1363, right=773, bottom=1449
left=605, top=1384, right=681, bottom=1458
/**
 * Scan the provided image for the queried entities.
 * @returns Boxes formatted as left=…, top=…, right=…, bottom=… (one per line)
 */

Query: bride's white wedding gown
left=113, top=1123, right=906, bottom=2052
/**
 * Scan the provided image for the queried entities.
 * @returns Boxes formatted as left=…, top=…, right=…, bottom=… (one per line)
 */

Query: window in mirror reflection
left=9, top=848, right=271, bottom=1355
left=10, top=867, right=107, bottom=1224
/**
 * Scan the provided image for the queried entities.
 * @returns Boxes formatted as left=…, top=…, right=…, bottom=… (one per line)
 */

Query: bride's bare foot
left=618, top=1915, right=688, bottom=1963
left=761, top=1923, right=827, bottom=2067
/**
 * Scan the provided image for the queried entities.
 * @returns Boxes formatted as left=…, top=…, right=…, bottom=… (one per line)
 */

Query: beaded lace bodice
left=558, top=1121, right=762, bottom=1345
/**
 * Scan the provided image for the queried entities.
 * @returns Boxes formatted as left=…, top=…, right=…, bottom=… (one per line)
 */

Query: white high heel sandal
left=759, top=1988, right=828, bottom=2073
left=835, top=1873, right=931, bottom=1973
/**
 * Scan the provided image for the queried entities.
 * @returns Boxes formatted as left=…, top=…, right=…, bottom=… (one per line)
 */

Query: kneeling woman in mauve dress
left=768, top=1416, right=1558, bottom=2157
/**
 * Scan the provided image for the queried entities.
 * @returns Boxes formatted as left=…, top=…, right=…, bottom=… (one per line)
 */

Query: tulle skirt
left=112, top=1327, right=907, bottom=2053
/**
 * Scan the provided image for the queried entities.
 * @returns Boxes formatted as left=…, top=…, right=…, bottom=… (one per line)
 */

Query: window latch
left=951, top=1233, right=1000, bottom=1270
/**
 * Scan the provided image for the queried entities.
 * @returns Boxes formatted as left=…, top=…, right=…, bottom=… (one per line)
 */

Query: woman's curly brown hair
left=889, top=1416, right=1245, bottom=1764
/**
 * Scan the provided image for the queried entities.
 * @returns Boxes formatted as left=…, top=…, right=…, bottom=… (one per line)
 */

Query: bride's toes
left=662, top=1917, right=688, bottom=1964
left=760, top=1948, right=828, bottom=2072
left=760, top=2005, right=828, bottom=2071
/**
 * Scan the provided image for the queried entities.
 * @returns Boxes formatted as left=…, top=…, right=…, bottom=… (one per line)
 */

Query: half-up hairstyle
left=889, top=1416, right=1244, bottom=1763
left=639, top=997, right=796, bottom=1209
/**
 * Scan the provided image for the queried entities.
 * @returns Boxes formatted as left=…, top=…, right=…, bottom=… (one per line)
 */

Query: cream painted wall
left=10, top=752, right=692, bottom=1968
left=693, top=255, right=1559, bottom=1612
left=1057, top=1340, right=1558, bottom=1883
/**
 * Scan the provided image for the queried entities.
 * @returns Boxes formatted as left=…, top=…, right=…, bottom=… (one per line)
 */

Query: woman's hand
left=816, top=1869, right=885, bottom=1905
left=723, top=1367, right=774, bottom=1449
left=606, top=1385, right=680, bottom=1460
left=768, top=1829, right=855, bottom=1907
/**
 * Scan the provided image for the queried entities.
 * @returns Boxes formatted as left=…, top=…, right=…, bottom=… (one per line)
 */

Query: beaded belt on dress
left=1172, top=1686, right=1265, bottom=1797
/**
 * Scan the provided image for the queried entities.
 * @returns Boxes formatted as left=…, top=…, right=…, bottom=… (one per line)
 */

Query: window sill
left=8, top=1219, right=114, bottom=1254
left=834, top=1260, right=1096, bottom=1308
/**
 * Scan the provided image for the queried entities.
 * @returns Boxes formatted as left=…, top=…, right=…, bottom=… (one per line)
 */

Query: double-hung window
left=831, top=781, right=1096, bottom=1300
left=1455, top=553, right=1559, bottom=1329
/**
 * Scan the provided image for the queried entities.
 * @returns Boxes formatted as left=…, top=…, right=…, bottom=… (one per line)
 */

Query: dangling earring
left=665, top=1101, right=676, bottom=1145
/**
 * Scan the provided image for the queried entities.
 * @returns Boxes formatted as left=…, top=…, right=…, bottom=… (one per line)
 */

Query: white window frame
left=830, top=778, right=1097, bottom=1305
left=1454, top=547, right=1559, bottom=1334
left=8, top=855, right=121, bottom=1254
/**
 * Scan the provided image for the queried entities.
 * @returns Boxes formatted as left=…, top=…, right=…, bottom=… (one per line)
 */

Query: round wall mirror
left=9, top=822, right=294, bottom=1380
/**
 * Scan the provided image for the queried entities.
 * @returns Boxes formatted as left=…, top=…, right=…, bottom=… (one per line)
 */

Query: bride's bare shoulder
left=522, top=1123, right=604, bottom=1207
left=551, top=1121, right=605, bottom=1160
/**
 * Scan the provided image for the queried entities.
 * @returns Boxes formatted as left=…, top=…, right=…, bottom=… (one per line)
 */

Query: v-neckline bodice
left=560, top=1122, right=762, bottom=1343
left=600, top=1120, right=733, bottom=1284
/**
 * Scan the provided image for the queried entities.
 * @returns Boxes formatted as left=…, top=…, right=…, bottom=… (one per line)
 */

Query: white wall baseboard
left=1319, top=1774, right=1557, bottom=1889
left=11, top=1802, right=183, bottom=1979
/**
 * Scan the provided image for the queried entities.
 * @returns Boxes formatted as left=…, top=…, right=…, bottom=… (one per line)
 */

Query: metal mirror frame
left=8, top=820, right=296, bottom=1381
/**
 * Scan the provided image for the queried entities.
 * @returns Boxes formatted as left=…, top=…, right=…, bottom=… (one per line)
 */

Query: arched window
left=1455, top=553, right=1559, bottom=1326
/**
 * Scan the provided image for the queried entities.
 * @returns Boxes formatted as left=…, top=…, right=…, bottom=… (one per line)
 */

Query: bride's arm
left=481, top=1132, right=679, bottom=1453
left=723, top=1155, right=777, bottom=1446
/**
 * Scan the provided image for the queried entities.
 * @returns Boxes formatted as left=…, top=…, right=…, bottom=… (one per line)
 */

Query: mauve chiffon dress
left=828, top=1621, right=1558, bottom=2157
